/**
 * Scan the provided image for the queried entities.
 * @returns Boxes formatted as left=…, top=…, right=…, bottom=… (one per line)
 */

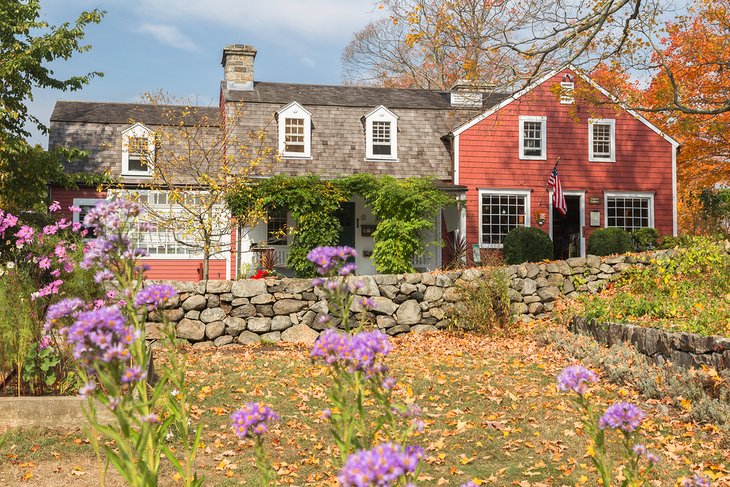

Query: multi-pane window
left=266, top=208, right=288, bottom=246
left=371, top=121, right=392, bottom=155
left=127, top=136, right=151, bottom=172
left=73, top=198, right=105, bottom=238
left=519, top=116, right=546, bottom=159
left=284, top=118, right=305, bottom=153
left=480, top=192, right=528, bottom=246
left=589, top=119, right=615, bottom=161
left=606, top=195, right=652, bottom=230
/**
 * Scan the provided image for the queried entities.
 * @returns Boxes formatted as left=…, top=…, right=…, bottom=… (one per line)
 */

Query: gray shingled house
left=48, top=44, right=508, bottom=279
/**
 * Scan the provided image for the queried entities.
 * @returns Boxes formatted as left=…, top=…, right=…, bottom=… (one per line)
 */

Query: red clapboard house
left=452, top=67, right=678, bottom=259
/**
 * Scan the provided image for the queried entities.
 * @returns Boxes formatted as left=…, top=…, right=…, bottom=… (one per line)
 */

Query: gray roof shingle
left=50, top=101, right=220, bottom=126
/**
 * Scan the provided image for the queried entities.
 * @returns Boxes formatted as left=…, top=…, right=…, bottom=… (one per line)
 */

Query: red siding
left=50, top=186, right=232, bottom=281
left=457, top=69, right=675, bottom=248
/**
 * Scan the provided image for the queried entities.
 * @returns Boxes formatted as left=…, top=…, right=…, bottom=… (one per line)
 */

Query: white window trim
left=589, top=118, right=616, bottom=162
left=121, top=123, right=155, bottom=177
left=560, top=81, right=575, bottom=104
left=277, top=101, right=312, bottom=159
left=478, top=188, right=531, bottom=249
left=518, top=116, right=547, bottom=160
left=604, top=191, right=655, bottom=229
left=72, top=198, right=106, bottom=224
left=364, top=105, right=398, bottom=161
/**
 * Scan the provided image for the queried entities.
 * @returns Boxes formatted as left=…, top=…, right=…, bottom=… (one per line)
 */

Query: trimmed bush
left=631, top=227, right=659, bottom=251
left=503, top=226, right=553, bottom=264
left=587, top=227, right=632, bottom=256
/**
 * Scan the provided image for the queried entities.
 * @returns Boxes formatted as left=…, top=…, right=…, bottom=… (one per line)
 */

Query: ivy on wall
left=226, top=174, right=455, bottom=277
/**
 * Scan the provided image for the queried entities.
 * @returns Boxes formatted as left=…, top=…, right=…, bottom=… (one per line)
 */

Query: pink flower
left=42, top=224, right=59, bottom=235
left=63, top=261, right=74, bottom=273
left=72, top=222, right=82, bottom=232
left=14, top=225, right=34, bottom=246
left=31, top=279, right=63, bottom=300
left=54, top=243, right=67, bottom=259
left=58, top=218, right=72, bottom=229
left=38, top=256, right=52, bottom=269
left=49, top=201, right=61, bottom=212
left=50, top=269, right=61, bottom=278
left=69, top=205, right=81, bottom=213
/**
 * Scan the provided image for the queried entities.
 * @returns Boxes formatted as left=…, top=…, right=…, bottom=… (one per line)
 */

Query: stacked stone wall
left=147, top=249, right=683, bottom=347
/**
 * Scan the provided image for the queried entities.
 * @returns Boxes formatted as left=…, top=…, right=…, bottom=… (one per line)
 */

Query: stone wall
left=147, top=250, right=680, bottom=347
left=571, top=317, right=730, bottom=370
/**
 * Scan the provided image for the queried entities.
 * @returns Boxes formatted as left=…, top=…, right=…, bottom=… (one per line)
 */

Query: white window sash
left=589, top=119, right=616, bottom=162
left=478, top=188, right=531, bottom=248
left=518, top=116, right=547, bottom=160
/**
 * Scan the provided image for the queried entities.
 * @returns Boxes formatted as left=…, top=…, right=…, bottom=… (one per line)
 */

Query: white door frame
left=548, top=190, right=586, bottom=257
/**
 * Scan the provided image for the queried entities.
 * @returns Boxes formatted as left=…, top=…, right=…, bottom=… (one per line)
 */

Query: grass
left=1, top=331, right=728, bottom=486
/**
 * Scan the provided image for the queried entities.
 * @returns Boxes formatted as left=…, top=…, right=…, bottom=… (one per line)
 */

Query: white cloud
left=137, top=23, right=201, bottom=52
left=137, top=0, right=383, bottom=40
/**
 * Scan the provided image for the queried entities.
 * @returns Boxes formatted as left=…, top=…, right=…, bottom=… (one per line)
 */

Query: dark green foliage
left=502, top=226, right=553, bottom=264
left=698, top=188, right=730, bottom=235
left=631, top=227, right=659, bottom=251
left=587, top=227, right=633, bottom=256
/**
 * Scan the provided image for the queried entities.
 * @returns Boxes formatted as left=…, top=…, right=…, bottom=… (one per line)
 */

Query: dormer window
left=365, top=106, right=398, bottom=160
left=122, top=123, right=155, bottom=177
left=560, top=73, right=575, bottom=104
left=277, top=102, right=311, bottom=158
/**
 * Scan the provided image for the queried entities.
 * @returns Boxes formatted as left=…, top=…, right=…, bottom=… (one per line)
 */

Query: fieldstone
left=527, top=302, right=544, bottom=315
left=207, top=294, right=220, bottom=308
left=411, top=291, right=425, bottom=301
left=170, top=281, right=196, bottom=293
left=281, top=324, right=320, bottom=344
left=258, top=305, right=275, bottom=317
left=261, top=331, right=281, bottom=342
left=374, top=274, right=399, bottom=285
left=302, top=292, right=317, bottom=301
left=231, top=304, right=256, bottom=318
left=205, top=321, right=225, bottom=340
left=224, top=316, right=247, bottom=336
left=271, top=315, right=292, bottom=331
left=599, top=264, right=615, bottom=274
left=421, top=273, right=436, bottom=286
left=537, top=286, right=560, bottom=302
left=192, top=341, right=214, bottom=349
left=525, top=263, right=540, bottom=279
left=145, top=323, right=165, bottom=340
left=274, top=292, right=295, bottom=300
left=251, top=293, right=275, bottom=305
left=150, top=308, right=184, bottom=323
left=614, top=263, right=631, bottom=272
left=547, top=274, right=565, bottom=286
left=282, top=278, right=312, bottom=294
left=379, top=285, right=399, bottom=299
left=411, top=324, right=438, bottom=334
left=423, top=286, right=444, bottom=302
left=393, top=294, right=409, bottom=305
left=290, top=313, right=299, bottom=325
left=237, top=331, right=261, bottom=344
left=516, top=264, right=528, bottom=278
left=557, top=261, right=573, bottom=276
left=200, top=307, right=226, bottom=323
left=546, top=263, right=560, bottom=273
left=396, top=300, right=421, bottom=325
left=182, top=295, right=207, bottom=311
left=567, top=257, right=587, bottom=267
left=207, top=280, right=232, bottom=293
left=300, top=310, right=316, bottom=327
left=507, top=288, right=523, bottom=302
left=400, top=282, right=418, bottom=295
left=176, top=319, right=205, bottom=341
left=597, top=273, right=613, bottom=280
left=587, top=280, right=605, bottom=293
left=376, top=315, right=397, bottom=329
left=435, top=274, right=453, bottom=287
left=185, top=310, right=201, bottom=320
left=273, top=299, right=307, bottom=315
left=248, top=317, right=272, bottom=333
left=310, top=301, right=329, bottom=315
left=586, top=254, right=601, bottom=268
left=605, top=256, right=626, bottom=264
left=214, top=335, right=234, bottom=347
left=535, top=277, right=549, bottom=288
left=521, top=279, right=537, bottom=296
left=510, top=302, right=528, bottom=314
left=387, top=324, right=411, bottom=335
left=231, top=279, right=267, bottom=298
left=372, top=296, right=399, bottom=315
left=220, top=292, right=233, bottom=302
left=461, top=268, right=482, bottom=281
left=430, top=307, right=445, bottom=320
left=355, top=275, right=381, bottom=296
left=231, top=297, right=249, bottom=306
left=523, top=295, right=542, bottom=304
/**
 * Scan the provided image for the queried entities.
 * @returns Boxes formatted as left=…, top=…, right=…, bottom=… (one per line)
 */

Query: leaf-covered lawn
left=2, top=330, right=729, bottom=486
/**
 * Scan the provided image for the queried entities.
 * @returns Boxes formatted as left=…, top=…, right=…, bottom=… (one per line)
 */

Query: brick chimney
left=222, top=44, right=257, bottom=90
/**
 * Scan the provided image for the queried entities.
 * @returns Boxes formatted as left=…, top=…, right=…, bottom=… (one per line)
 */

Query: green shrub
left=502, top=226, right=553, bottom=264
left=449, top=269, right=511, bottom=334
left=587, top=227, right=632, bottom=256
left=631, top=227, right=659, bottom=251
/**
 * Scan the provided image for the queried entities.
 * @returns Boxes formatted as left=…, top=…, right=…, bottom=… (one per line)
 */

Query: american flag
left=547, top=161, right=567, bottom=216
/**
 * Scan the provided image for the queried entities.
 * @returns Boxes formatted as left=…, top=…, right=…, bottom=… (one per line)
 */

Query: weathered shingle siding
left=229, top=100, right=479, bottom=180
left=49, top=121, right=121, bottom=175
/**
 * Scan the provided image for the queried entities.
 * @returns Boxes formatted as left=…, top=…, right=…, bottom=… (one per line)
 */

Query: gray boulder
left=176, top=319, right=205, bottom=341
left=281, top=324, right=320, bottom=344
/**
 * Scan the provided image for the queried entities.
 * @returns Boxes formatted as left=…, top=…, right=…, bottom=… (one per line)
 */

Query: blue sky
left=28, top=0, right=384, bottom=146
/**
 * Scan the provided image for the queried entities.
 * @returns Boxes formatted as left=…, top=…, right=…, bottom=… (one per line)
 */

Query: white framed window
left=73, top=197, right=106, bottom=238
left=604, top=192, right=654, bottom=231
left=277, top=102, right=312, bottom=158
left=519, top=116, right=546, bottom=160
left=478, top=189, right=531, bottom=248
left=589, top=119, right=616, bottom=162
left=365, top=106, right=398, bottom=160
left=122, top=123, right=155, bottom=177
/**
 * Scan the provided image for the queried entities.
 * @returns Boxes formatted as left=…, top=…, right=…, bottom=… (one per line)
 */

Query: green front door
left=336, top=202, right=356, bottom=249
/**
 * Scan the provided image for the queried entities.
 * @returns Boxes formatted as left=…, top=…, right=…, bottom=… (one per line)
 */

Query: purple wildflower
left=382, top=377, right=397, bottom=390
left=598, top=402, right=645, bottom=432
left=681, top=473, right=711, bottom=487
left=79, top=382, right=96, bottom=399
left=121, top=366, right=146, bottom=384
left=633, top=444, right=647, bottom=456
left=311, top=329, right=391, bottom=377
left=231, top=402, right=280, bottom=439
left=39, top=335, right=52, bottom=351
left=95, top=269, right=114, bottom=283
left=338, top=443, right=422, bottom=487
left=461, top=482, right=480, bottom=487
left=306, top=246, right=357, bottom=275
left=359, top=297, right=377, bottom=309
left=646, top=453, right=660, bottom=464
left=311, top=329, right=349, bottom=365
left=46, top=298, right=85, bottom=324
left=134, top=284, right=177, bottom=310
left=142, top=413, right=161, bottom=424
left=557, top=365, right=598, bottom=395
left=63, top=306, right=138, bottom=366
left=320, top=409, right=332, bottom=420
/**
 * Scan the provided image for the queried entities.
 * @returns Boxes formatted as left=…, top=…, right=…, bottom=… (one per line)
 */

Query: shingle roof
left=50, top=101, right=220, bottom=126
left=224, top=81, right=509, bottom=110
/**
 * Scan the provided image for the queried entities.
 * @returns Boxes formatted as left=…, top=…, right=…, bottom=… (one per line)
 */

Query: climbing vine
left=226, top=174, right=455, bottom=277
